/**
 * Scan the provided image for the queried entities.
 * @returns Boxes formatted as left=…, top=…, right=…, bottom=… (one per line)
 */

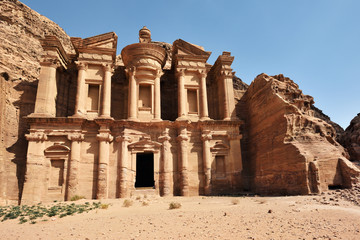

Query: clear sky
left=21, top=0, right=359, bottom=129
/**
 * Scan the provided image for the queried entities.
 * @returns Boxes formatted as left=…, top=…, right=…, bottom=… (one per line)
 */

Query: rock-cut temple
left=22, top=27, right=242, bottom=203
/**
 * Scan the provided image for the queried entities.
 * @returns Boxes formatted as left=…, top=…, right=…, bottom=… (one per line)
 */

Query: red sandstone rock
left=239, top=73, right=359, bottom=195
left=340, top=113, right=360, bottom=162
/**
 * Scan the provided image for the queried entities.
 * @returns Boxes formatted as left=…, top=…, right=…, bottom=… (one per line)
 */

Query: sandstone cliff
left=0, top=0, right=73, bottom=204
left=340, top=113, right=360, bottom=162
left=239, top=74, right=359, bottom=195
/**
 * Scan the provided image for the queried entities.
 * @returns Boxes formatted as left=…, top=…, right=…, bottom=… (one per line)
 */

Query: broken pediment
left=172, top=39, right=211, bottom=62
left=71, top=32, right=118, bottom=60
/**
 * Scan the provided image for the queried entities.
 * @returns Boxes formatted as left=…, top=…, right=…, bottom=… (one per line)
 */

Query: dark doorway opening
left=135, top=153, right=154, bottom=188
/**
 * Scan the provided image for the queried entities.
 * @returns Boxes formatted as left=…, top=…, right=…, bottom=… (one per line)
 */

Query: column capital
left=96, top=131, right=113, bottom=142
left=115, top=134, right=132, bottom=143
left=40, top=58, right=61, bottom=69
left=219, top=70, right=234, bottom=79
left=176, top=68, right=186, bottom=77
left=75, top=61, right=88, bottom=71
left=177, top=127, right=189, bottom=142
left=159, top=128, right=171, bottom=142
left=155, top=69, right=164, bottom=79
left=67, top=132, right=84, bottom=142
left=25, top=131, right=48, bottom=142
left=197, top=69, right=208, bottom=79
left=201, top=130, right=212, bottom=141
left=102, top=63, right=113, bottom=73
left=228, top=133, right=242, bottom=140
left=125, top=66, right=136, bottom=77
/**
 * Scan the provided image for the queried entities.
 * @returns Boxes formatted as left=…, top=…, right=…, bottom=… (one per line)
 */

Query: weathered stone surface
left=340, top=113, right=360, bottom=161
left=311, top=105, right=344, bottom=141
left=239, top=73, right=359, bottom=195
left=0, top=0, right=74, bottom=204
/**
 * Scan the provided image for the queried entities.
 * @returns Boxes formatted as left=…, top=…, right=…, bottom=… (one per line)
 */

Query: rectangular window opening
left=215, top=155, right=226, bottom=178
left=138, top=85, right=152, bottom=109
left=50, top=159, right=64, bottom=188
left=87, top=84, right=100, bottom=111
left=187, top=89, right=198, bottom=114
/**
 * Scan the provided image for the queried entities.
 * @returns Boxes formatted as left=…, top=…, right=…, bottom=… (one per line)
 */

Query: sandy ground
left=0, top=191, right=360, bottom=240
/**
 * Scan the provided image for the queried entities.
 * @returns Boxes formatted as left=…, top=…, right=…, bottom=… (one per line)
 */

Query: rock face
left=239, top=74, right=359, bottom=195
left=311, top=105, right=344, bottom=141
left=340, top=113, right=360, bottom=162
left=0, top=0, right=74, bottom=204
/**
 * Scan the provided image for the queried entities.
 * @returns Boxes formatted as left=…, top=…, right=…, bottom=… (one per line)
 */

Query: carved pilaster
left=96, top=130, right=113, bottom=199
left=73, top=61, right=88, bottom=117
left=25, top=131, right=48, bottom=142
left=115, top=133, right=132, bottom=198
left=154, top=69, right=164, bottom=121
left=177, top=127, right=189, bottom=196
left=66, top=132, right=84, bottom=200
left=176, top=69, right=187, bottom=120
left=126, top=66, right=138, bottom=121
left=201, top=130, right=212, bottom=195
left=198, top=69, right=210, bottom=120
left=158, top=128, right=172, bottom=196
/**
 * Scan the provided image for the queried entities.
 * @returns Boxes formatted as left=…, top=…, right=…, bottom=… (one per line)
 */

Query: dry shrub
left=123, top=199, right=133, bottom=207
left=231, top=199, right=239, bottom=205
left=70, top=195, right=85, bottom=201
left=169, top=202, right=181, bottom=210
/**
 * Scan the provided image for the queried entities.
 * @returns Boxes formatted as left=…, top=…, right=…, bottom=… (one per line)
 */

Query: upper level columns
left=198, top=70, right=210, bottom=120
left=101, top=64, right=113, bottom=118
left=33, top=60, right=60, bottom=117
left=126, top=67, right=138, bottom=121
left=73, top=62, right=87, bottom=117
left=154, top=70, right=163, bottom=121
left=176, top=69, right=186, bottom=120
left=220, top=70, right=236, bottom=120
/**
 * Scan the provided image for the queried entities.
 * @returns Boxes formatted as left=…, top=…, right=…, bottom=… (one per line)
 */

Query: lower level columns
left=159, top=128, right=171, bottom=196
left=177, top=126, right=189, bottom=196
left=21, top=131, right=48, bottom=204
left=66, top=132, right=84, bottom=201
left=96, top=129, right=113, bottom=199
left=116, top=133, right=132, bottom=198
left=201, top=130, right=212, bottom=195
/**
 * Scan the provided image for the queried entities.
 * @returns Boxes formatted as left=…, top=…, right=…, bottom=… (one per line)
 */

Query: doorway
left=135, top=153, right=154, bottom=188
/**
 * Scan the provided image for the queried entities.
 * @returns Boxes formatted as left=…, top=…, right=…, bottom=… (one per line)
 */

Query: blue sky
left=21, top=0, right=359, bottom=128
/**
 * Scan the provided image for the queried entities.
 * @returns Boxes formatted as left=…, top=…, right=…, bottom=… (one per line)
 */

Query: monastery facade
left=21, top=27, right=243, bottom=203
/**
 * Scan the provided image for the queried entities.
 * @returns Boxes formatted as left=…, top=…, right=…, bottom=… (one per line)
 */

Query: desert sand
left=0, top=190, right=359, bottom=240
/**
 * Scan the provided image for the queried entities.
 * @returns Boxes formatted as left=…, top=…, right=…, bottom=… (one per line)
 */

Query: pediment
left=44, top=144, right=70, bottom=156
left=173, top=39, right=211, bottom=59
left=128, top=138, right=162, bottom=152
left=71, top=32, right=118, bottom=50
left=211, top=142, right=230, bottom=152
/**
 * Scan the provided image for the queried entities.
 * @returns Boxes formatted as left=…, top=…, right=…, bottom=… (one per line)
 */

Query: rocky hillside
left=0, top=0, right=74, bottom=204
left=238, top=74, right=359, bottom=195
left=340, top=113, right=360, bottom=162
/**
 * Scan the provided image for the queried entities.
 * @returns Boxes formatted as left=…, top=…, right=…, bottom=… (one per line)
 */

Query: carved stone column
left=198, top=70, right=210, bottom=120
left=66, top=132, right=84, bottom=200
left=96, top=129, right=113, bottom=199
left=220, top=70, right=236, bottom=120
left=201, top=130, right=212, bottom=195
left=126, top=67, right=138, bottom=121
left=73, top=62, right=87, bottom=117
left=177, top=126, right=189, bottom=196
left=101, top=64, right=112, bottom=118
left=176, top=69, right=186, bottom=120
left=116, top=133, right=132, bottom=198
left=21, top=131, right=48, bottom=204
left=154, top=69, right=163, bottom=121
left=158, top=128, right=171, bottom=196
left=33, top=59, right=60, bottom=117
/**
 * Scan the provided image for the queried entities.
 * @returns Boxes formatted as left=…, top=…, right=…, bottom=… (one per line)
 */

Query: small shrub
left=123, top=199, right=133, bottom=208
left=169, top=202, right=181, bottom=210
left=142, top=201, right=149, bottom=206
left=231, top=199, right=239, bottom=205
left=135, top=196, right=141, bottom=200
left=100, top=204, right=110, bottom=209
left=70, top=195, right=85, bottom=201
